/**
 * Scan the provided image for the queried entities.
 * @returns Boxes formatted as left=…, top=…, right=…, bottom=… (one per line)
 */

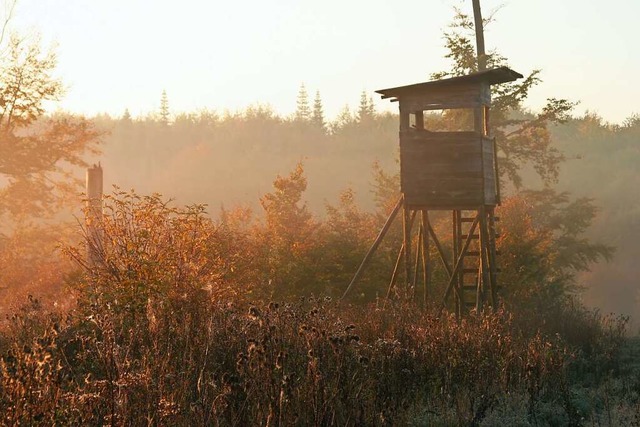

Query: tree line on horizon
left=1, top=6, right=638, bottom=319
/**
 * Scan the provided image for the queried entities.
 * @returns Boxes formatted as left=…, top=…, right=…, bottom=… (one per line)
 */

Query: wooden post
left=421, top=210, right=430, bottom=307
left=493, top=136, right=502, bottom=205
left=399, top=107, right=411, bottom=131
left=427, top=222, right=453, bottom=278
left=387, top=211, right=416, bottom=301
left=86, top=164, right=103, bottom=266
left=414, top=110, right=424, bottom=130
left=478, top=206, right=492, bottom=311
left=487, top=208, right=499, bottom=309
left=342, top=196, right=403, bottom=300
left=472, top=0, right=487, bottom=72
left=386, top=243, right=405, bottom=303
left=412, top=222, right=422, bottom=293
left=403, top=206, right=412, bottom=287
left=454, top=210, right=464, bottom=317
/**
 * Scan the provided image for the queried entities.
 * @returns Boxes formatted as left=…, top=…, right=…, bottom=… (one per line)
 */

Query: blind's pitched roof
left=376, top=67, right=523, bottom=100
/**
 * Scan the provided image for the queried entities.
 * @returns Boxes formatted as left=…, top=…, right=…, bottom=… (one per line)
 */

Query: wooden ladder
left=455, top=211, right=500, bottom=314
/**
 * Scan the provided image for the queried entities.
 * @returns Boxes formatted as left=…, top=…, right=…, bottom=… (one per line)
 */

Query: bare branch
left=0, top=0, right=17, bottom=47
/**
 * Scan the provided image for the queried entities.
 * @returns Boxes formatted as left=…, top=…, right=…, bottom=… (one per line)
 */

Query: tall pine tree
left=159, top=89, right=170, bottom=125
left=312, top=90, right=325, bottom=131
left=357, top=90, right=375, bottom=122
left=295, top=83, right=311, bottom=122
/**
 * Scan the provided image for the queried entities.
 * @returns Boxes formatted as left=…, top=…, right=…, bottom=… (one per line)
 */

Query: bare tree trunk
left=0, top=1, right=17, bottom=45
left=472, top=0, right=487, bottom=71
left=86, top=163, right=103, bottom=266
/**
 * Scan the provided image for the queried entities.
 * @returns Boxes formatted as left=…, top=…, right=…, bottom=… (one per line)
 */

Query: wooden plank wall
left=400, top=131, right=497, bottom=208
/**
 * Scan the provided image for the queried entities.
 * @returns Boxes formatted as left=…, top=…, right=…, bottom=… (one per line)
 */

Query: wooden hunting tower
left=379, top=66, right=521, bottom=209
left=344, top=66, right=523, bottom=315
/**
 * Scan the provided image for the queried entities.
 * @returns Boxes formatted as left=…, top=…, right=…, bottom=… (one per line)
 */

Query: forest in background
left=80, top=102, right=639, bottom=324
left=1, top=3, right=636, bottom=322
left=5, top=102, right=638, bottom=320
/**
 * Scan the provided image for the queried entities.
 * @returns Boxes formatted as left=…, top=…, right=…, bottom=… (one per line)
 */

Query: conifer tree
left=433, top=10, right=573, bottom=187
left=159, top=89, right=170, bottom=125
left=311, top=90, right=325, bottom=130
left=259, top=163, right=315, bottom=294
left=295, top=83, right=311, bottom=121
left=331, top=104, right=355, bottom=132
left=357, top=90, right=375, bottom=122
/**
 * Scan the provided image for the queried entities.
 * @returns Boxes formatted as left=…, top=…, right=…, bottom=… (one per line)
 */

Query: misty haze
left=1, top=0, right=639, bottom=425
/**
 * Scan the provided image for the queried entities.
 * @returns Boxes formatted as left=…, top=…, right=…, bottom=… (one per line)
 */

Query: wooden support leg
left=440, top=218, right=479, bottom=312
left=487, top=208, right=499, bottom=310
left=478, top=206, right=492, bottom=312
left=475, top=261, right=483, bottom=312
left=403, top=206, right=412, bottom=288
left=453, top=210, right=463, bottom=318
left=412, top=222, right=422, bottom=295
left=386, top=242, right=405, bottom=304
left=427, top=222, right=452, bottom=277
left=388, top=211, right=416, bottom=301
left=341, top=196, right=403, bottom=300
left=421, top=210, right=430, bottom=307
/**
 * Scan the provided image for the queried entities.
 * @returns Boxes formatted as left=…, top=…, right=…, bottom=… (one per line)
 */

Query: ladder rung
left=460, top=216, right=500, bottom=223
left=461, top=233, right=500, bottom=240
left=464, top=250, right=502, bottom=257
left=464, top=284, right=504, bottom=291
left=461, top=268, right=502, bottom=274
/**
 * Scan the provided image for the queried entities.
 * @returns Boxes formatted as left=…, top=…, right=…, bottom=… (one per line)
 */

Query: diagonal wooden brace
left=440, top=217, right=479, bottom=311
left=341, top=195, right=404, bottom=300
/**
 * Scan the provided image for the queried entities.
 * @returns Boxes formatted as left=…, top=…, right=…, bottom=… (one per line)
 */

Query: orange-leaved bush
left=64, top=189, right=235, bottom=326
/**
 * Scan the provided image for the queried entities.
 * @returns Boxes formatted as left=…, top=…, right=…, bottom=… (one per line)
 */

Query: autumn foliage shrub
left=0, top=179, right=628, bottom=425
left=0, top=224, right=75, bottom=315
left=64, top=189, right=240, bottom=328
left=0, top=190, right=561, bottom=423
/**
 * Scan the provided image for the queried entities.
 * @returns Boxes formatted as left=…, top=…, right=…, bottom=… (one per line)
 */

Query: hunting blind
left=344, top=66, right=523, bottom=316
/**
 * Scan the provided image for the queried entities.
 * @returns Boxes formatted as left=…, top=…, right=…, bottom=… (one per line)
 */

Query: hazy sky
left=11, top=0, right=639, bottom=123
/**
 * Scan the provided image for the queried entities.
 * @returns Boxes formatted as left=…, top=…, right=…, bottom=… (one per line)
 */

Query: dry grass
left=1, top=292, right=630, bottom=426
left=0, top=189, right=631, bottom=426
